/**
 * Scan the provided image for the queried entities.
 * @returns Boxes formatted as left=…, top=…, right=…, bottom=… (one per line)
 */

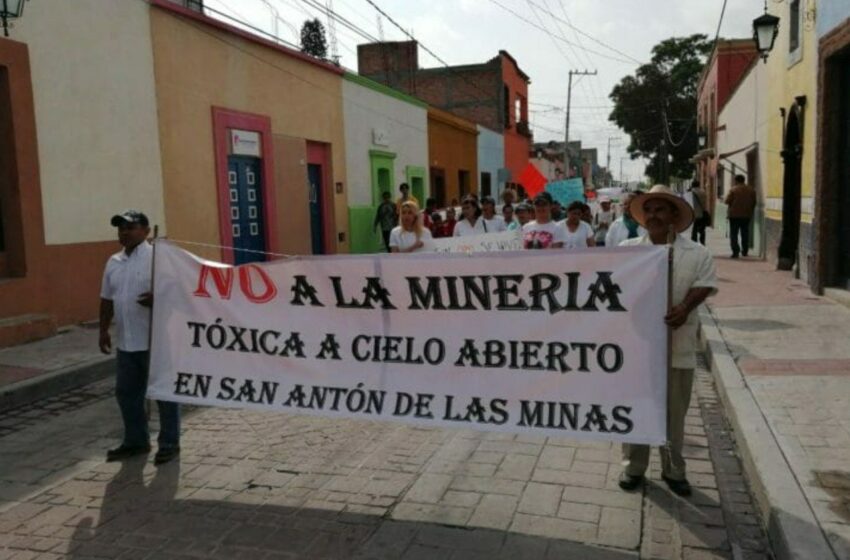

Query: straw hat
left=628, top=184, right=694, bottom=233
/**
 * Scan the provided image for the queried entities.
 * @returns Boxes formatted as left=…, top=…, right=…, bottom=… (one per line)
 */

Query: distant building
left=357, top=41, right=529, bottom=190
left=694, top=39, right=759, bottom=225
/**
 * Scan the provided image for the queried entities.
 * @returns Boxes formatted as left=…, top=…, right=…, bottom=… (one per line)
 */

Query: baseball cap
left=110, top=210, right=149, bottom=227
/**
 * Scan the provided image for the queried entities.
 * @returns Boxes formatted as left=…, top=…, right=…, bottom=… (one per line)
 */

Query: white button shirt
left=453, top=218, right=487, bottom=237
left=620, top=234, right=717, bottom=369
left=100, top=241, right=153, bottom=352
left=605, top=217, right=647, bottom=247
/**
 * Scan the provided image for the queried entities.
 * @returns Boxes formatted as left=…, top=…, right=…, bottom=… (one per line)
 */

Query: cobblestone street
left=0, top=358, right=771, bottom=559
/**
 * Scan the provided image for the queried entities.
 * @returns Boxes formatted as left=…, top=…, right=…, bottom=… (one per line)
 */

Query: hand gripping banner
left=148, top=241, right=670, bottom=445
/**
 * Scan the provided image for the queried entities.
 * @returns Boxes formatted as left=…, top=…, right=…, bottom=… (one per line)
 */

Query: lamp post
left=753, top=2, right=780, bottom=62
left=1, top=0, right=26, bottom=37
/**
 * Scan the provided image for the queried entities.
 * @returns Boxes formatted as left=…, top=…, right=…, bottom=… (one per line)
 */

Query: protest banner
left=148, top=241, right=670, bottom=444
left=432, top=231, right=522, bottom=254
left=546, top=178, right=585, bottom=207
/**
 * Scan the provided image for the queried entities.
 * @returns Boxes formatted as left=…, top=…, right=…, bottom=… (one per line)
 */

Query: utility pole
left=660, top=102, right=670, bottom=185
left=606, top=136, right=621, bottom=187
left=563, top=69, right=597, bottom=179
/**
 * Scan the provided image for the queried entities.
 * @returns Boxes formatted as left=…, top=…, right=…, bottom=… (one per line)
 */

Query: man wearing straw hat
left=99, top=210, right=180, bottom=466
left=617, top=186, right=717, bottom=497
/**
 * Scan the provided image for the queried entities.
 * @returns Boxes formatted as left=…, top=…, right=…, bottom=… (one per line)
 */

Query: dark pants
left=691, top=218, right=707, bottom=245
left=381, top=229, right=392, bottom=253
left=116, top=350, right=180, bottom=449
left=729, top=218, right=751, bottom=257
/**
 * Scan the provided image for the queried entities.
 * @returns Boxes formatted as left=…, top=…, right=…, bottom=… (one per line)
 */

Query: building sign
left=149, top=241, right=670, bottom=445
left=230, top=129, right=261, bottom=157
left=372, top=128, right=389, bottom=147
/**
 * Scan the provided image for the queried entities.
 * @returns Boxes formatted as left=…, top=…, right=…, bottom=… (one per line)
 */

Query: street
left=1, top=356, right=769, bottom=559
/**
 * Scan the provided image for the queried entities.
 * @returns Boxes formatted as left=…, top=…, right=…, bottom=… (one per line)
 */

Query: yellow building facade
left=149, top=1, right=349, bottom=264
left=762, top=0, right=818, bottom=276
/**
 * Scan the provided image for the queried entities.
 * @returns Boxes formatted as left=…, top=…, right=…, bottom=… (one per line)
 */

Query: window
left=789, top=0, right=801, bottom=53
left=514, top=98, right=521, bottom=125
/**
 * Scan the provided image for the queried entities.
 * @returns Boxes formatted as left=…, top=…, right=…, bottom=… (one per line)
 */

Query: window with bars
left=789, top=0, right=801, bottom=54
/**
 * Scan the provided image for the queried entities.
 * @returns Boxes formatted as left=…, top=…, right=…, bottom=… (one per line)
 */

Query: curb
left=698, top=305, right=835, bottom=560
left=0, top=356, right=115, bottom=411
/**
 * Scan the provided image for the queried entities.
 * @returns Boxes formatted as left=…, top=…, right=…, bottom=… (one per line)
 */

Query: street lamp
left=1, top=0, right=26, bottom=37
left=697, top=129, right=707, bottom=150
left=753, top=3, right=780, bottom=62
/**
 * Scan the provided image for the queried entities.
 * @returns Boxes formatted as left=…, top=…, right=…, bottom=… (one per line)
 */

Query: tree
left=609, top=34, right=714, bottom=184
left=300, top=19, right=328, bottom=60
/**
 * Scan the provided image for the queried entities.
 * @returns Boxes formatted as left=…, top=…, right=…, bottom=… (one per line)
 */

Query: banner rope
left=160, top=238, right=299, bottom=259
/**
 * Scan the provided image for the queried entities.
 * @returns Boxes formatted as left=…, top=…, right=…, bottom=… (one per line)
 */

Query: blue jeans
left=115, top=350, right=180, bottom=449
left=729, top=217, right=750, bottom=257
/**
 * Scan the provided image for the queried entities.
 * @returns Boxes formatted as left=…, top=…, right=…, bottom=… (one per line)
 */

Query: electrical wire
left=486, top=0, right=639, bottom=65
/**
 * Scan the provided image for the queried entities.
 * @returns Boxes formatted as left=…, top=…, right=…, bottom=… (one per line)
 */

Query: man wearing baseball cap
left=99, top=210, right=180, bottom=465
left=617, top=186, right=717, bottom=497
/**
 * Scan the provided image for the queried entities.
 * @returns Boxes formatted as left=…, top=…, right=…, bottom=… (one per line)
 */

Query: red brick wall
left=357, top=41, right=418, bottom=92
left=501, top=54, right=531, bottom=182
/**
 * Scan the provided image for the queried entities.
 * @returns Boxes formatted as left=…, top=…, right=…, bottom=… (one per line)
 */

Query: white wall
left=342, top=79, right=429, bottom=207
left=716, top=62, right=769, bottom=254
left=15, top=0, right=166, bottom=244
left=477, top=125, right=504, bottom=198
left=716, top=62, right=768, bottom=204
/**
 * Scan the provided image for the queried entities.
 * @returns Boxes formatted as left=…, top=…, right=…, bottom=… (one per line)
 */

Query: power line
left=527, top=0, right=644, bottom=65
left=486, top=0, right=639, bottom=65
left=714, top=0, right=729, bottom=43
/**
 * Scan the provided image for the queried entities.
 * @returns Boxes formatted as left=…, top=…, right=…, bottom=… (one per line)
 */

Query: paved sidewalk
left=0, top=326, right=112, bottom=412
left=0, top=357, right=770, bottom=559
left=704, top=227, right=850, bottom=559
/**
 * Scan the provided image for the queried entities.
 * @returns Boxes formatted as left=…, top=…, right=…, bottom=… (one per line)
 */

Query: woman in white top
left=522, top=193, right=568, bottom=249
left=453, top=195, right=488, bottom=237
left=389, top=200, right=433, bottom=253
left=560, top=200, right=596, bottom=249
left=481, top=196, right=507, bottom=233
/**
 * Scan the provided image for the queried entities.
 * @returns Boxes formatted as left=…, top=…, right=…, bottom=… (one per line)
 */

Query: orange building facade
left=427, top=107, right=479, bottom=206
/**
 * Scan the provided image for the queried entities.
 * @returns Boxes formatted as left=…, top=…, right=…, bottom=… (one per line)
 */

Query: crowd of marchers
left=373, top=181, right=644, bottom=254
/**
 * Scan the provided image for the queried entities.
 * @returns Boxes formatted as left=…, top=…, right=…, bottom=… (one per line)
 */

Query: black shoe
left=154, top=446, right=180, bottom=466
left=662, top=475, right=692, bottom=496
left=730, top=254, right=739, bottom=259
left=106, top=444, right=151, bottom=462
left=618, top=472, right=644, bottom=492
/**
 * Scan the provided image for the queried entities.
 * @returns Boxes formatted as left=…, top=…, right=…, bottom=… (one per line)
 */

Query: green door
left=406, top=166, right=427, bottom=204
left=369, top=150, right=396, bottom=206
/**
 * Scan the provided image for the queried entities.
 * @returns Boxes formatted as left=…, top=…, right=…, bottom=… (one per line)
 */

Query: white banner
left=432, top=231, right=522, bottom=253
left=149, top=241, right=670, bottom=444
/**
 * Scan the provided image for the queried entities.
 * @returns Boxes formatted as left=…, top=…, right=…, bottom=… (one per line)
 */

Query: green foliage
left=300, top=18, right=328, bottom=59
left=609, top=34, right=714, bottom=183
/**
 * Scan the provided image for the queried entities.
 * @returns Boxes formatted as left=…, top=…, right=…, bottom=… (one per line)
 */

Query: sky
left=205, top=0, right=760, bottom=182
